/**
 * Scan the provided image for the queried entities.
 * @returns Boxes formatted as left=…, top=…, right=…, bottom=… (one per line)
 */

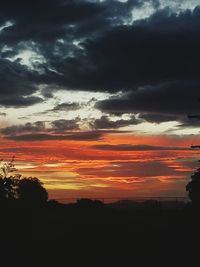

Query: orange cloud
left=0, top=133, right=200, bottom=200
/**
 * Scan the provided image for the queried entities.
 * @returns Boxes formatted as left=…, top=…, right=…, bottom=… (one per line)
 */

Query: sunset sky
left=0, top=0, right=200, bottom=200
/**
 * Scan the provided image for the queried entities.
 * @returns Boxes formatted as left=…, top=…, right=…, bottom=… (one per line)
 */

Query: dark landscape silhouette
left=1, top=1, right=200, bottom=266
left=0, top=157, right=200, bottom=266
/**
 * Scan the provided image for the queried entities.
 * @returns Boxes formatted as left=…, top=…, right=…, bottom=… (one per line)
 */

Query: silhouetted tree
left=0, top=157, right=48, bottom=206
left=17, top=177, right=48, bottom=205
left=0, top=176, right=20, bottom=201
left=186, top=166, right=200, bottom=206
left=0, top=157, right=18, bottom=202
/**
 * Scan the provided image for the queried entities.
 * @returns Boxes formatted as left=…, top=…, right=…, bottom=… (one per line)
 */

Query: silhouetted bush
left=0, top=176, right=48, bottom=207
left=0, top=177, right=17, bottom=201
left=77, top=198, right=104, bottom=209
left=0, top=157, right=48, bottom=207
left=186, top=167, right=200, bottom=206
left=17, top=177, right=48, bottom=206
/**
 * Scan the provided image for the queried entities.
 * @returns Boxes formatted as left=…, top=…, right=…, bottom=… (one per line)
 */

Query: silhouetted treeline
left=0, top=158, right=200, bottom=266
left=0, top=196, right=199, bottom=266
left=0, top=167, right=199, bottom=267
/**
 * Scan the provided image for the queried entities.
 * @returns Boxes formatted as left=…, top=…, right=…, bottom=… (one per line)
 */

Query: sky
left=0, top=0, right=200, bottom=200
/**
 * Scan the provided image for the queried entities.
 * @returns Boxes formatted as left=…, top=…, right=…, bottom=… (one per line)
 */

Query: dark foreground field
left=0, top=199, right=199, bottom=266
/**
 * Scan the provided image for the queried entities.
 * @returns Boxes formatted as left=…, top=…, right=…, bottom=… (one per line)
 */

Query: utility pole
left=188, top=115, right=200, bottom=149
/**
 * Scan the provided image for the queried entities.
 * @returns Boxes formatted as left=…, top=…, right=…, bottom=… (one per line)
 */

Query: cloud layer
left=0, top=0, right=199, bottom=121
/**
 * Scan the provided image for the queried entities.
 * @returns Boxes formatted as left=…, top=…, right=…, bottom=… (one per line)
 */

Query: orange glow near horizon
left=0, top=133, right=200, bottom=200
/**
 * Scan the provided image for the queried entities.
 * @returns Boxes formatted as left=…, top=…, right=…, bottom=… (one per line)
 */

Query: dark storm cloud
left=0, top=119, right=80, bottom=136
left=96, top=80, right=200, bottom=122
left=0, top=0, right=105, bottom=43
left=91, top=144, right=191, bottom=151
left=0, top=0, right=200, bottom=114
left=5, top=131, right=103, bottom=142
left=139, top=113, right=180, bottom=123
left=90, top=115, right=140, bottom=129
left=0, top=59, right=43, bottom=107
left=1, top=121, right=46, bottom=135
left=176, top=117, right=200, bottom=128
left=0, top=117, right=132, bottom=141
left=52, top=102, right=81, bottom=112
left=0, top=0, right=149, bottom=42
left=31, top=102, right=81, bottom=116
left=0, top=96, right=43, bottom=107
left=0, top=118, right=102, bottom=141
left=51, top=118, right=80, bottom=131
left=45, top=7, right=200, bottom=92
left=0, top=0, right=144, bottom=107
